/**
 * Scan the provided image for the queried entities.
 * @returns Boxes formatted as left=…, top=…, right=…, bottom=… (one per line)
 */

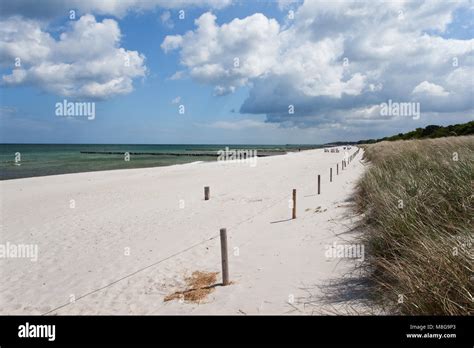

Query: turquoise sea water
left=0, top=144, right=319, bottom=180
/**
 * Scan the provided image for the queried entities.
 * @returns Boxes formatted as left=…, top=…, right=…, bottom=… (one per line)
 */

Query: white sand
left=0, top=147, right=367, bottom=315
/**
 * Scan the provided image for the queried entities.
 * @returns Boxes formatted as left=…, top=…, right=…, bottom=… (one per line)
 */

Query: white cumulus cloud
left=162, top=12, right=280, bottom=95
left=162, top=0, right=474, bottom=128
left=0, top=15, right=147, bottom=99
left=412, top=81, right=449, bottom=97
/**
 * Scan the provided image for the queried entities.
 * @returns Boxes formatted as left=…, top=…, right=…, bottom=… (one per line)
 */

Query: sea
left=0, top=144, right=320, bottom=180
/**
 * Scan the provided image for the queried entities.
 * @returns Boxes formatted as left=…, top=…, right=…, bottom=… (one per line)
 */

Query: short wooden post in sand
left=318, top=175, right=321, bottom=194
left=330, top=168, right=333, bottom=182
left=204, top=186, right=210, bottom=200
left=220, top=228, right=229, bottom=286
left=292, top=189, right=296, bottom=219
left=337, top=163, right=339, bottom=175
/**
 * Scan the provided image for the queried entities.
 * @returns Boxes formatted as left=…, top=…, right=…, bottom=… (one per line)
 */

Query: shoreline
left=0, top=159, right=209, bottom=182
left=0, top=147, right=298, bottom=181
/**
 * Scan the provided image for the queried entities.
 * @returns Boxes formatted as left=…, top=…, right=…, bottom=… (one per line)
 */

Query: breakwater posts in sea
left=79, top=151, right=285, bottom=157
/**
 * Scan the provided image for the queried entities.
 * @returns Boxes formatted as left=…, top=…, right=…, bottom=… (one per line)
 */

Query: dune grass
left=356, top=136, right=473, bottom=315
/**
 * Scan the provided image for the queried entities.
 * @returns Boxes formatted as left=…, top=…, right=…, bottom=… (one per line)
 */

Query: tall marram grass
left=356, top=136, right=473, bottom=315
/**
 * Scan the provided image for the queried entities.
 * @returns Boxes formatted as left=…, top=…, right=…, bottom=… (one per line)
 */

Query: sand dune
left=0, top=147, right=366, bottom=315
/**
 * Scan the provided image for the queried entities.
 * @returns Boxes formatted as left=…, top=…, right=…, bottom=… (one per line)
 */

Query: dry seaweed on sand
left=164, top=271, right=219, bottom=303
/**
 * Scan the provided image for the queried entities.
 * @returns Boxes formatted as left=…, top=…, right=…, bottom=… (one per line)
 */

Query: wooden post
left=204, top=186, right=210, bottom=200
left=330, top=168, right=332, bottom=182
left=337, top=163, right=339, bottom=175
left=292, top=189, right=296, bottom=219
left=317, top=175, right=321, bottom=194
left=219, top=228, right=229, bottom=286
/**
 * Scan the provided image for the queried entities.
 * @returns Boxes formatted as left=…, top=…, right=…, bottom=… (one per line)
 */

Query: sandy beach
left=0, top=147, right=366, bottom=315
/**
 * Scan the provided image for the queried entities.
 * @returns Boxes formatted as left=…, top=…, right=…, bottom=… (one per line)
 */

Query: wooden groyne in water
left=80, top=151, right=286, bottom=157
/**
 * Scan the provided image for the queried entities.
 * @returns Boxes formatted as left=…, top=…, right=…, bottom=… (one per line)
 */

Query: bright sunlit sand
left=0, top=147, right=366, bottom=315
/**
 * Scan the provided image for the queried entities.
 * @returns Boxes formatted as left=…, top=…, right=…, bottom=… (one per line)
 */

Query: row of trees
left=356, top=121, right=474, bottom=144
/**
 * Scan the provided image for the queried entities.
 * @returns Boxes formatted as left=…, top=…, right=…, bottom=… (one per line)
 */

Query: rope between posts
left=42, top=181, right=303, bottom=315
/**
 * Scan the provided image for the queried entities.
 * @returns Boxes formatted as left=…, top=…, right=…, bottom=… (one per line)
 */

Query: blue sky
left=0, top=0, right=473, bottom=144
